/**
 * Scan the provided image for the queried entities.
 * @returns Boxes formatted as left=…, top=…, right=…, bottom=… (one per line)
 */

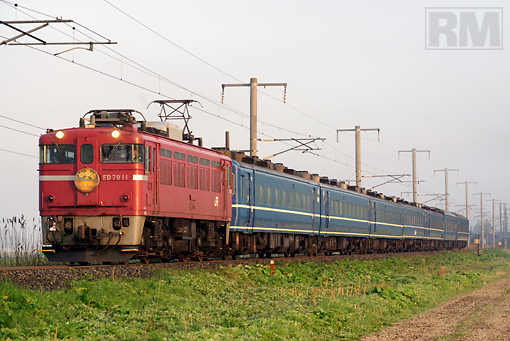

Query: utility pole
left=336, top=126, right=380, bottom=188
left=456, top=181, right=477, bottom=246
left=474, top=193, right=490, bottom=249
left=505, top=203, right=508, bottom=249
left=434, top=168, right=459, bottom=211
left=500, top=202, right=503, bottom=248
left=221, top=78, right=287, bottom=157
left=487, top=199, right=501, bottom=248
left=398, top=148, right=430, bottom=203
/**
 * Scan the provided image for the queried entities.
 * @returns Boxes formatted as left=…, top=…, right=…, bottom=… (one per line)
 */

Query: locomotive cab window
left=100, top=144, right=144, bottom=163
left=80, top=144, right=93, bottom=164
left=40, top=144, right=76, bottom=164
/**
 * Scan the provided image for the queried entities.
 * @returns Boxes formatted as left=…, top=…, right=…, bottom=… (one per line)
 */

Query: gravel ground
left=360, top=274, right=510, bottom=341
left=0, top=251, right=434, bottom=290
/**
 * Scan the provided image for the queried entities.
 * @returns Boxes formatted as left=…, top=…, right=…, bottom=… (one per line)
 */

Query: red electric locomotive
left=40, top=109, right=233, bottom=264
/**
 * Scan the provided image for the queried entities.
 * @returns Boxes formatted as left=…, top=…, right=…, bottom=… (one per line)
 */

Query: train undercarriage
left=43, top=214, right=467, bottom=264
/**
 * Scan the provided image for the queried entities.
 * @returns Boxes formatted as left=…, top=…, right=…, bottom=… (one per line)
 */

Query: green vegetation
left=1, top=249, right=509, bottom=340
left=0, top=216, right=48, bottom=267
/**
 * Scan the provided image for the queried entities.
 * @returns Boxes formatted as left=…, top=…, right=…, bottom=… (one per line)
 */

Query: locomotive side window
left=100, top=144, right=143, bottom=164
left=80, top=144, right=93, bottom=164
left=174, top=152, right=185, bottom=161
left=144, top=146, right=150, bottom=172
left=40, top=144, right=76, bottom=164
left=160, top=148, right=172, bottom=158
left=187, top=155, right=198, bottom=163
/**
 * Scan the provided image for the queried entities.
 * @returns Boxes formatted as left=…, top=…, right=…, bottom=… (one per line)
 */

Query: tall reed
left=0, top=215, right=47, bottom=266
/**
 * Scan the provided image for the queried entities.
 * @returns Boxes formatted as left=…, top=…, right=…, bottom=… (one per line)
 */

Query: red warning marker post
left=270, top=260, right=274, bottom=275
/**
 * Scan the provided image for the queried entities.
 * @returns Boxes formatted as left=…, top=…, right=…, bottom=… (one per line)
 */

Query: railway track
left=0, top=250, right=451, bottom=290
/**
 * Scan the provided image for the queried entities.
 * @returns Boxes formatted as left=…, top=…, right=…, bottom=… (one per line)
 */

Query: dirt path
left=360, top=275, right=510, bottom=341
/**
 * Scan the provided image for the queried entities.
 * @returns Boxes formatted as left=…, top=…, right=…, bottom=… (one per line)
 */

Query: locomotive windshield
left=100, top=144, right=144, bottom=163
left=39, top=144, right=76, bottom=164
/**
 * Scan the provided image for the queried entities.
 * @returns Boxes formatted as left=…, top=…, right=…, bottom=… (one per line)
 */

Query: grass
left=0, top=216, right=48, bottom=267
left=0, top=249, right=509, bottom=340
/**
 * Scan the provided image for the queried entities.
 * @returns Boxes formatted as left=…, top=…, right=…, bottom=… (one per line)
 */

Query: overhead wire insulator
left=283, top=87, right=287, bottom=103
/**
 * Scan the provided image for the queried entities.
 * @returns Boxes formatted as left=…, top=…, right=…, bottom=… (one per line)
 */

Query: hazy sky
left=1, top=0, right=508, bottom=227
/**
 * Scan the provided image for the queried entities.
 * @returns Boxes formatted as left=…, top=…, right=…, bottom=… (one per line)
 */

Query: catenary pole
left=221, top=78, right=287, bottom=157
left=399, top=149, right=430, bottom=203
left=337, top=126, right=380, bottom=188
left=434, top=168, right=459, bottom=211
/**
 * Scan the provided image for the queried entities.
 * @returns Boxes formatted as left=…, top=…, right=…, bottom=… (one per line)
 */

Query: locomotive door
left=76, top=136, right=99, bottom=206
left=144, top=141, right=158, bottom=215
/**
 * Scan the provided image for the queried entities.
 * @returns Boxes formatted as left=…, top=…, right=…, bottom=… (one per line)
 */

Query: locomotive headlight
left=55, top=130, right=65, bottom=139
left=47, top=195, right=55, bottom=202
left=111, top=130, right=120, bottom=139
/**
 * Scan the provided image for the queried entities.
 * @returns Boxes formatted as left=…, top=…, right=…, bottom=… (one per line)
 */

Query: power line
left=0, top=1, right=459, bottom=202
left=103, top=0, right=243, bottom=84
left=0, top=124, right=40, bottom=137
left=0, top=148, right=38, bottom=159
left=0, top=114, right=45, bottom=130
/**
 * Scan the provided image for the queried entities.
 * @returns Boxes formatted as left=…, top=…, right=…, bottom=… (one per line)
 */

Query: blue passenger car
left=230, top=159, right=468, bottom=255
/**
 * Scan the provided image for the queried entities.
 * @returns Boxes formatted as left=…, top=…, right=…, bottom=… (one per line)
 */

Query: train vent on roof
left=296, top=171, right=311, bottom=180
left=275, top=163, right=285, bottom=172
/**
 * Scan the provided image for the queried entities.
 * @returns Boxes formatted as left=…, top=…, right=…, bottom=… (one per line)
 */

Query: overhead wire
left=0, top=1, right=460, bottom=206
left=1, top=1, right=312, bottom=140
left=0, top=148, right=38, bottom=159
